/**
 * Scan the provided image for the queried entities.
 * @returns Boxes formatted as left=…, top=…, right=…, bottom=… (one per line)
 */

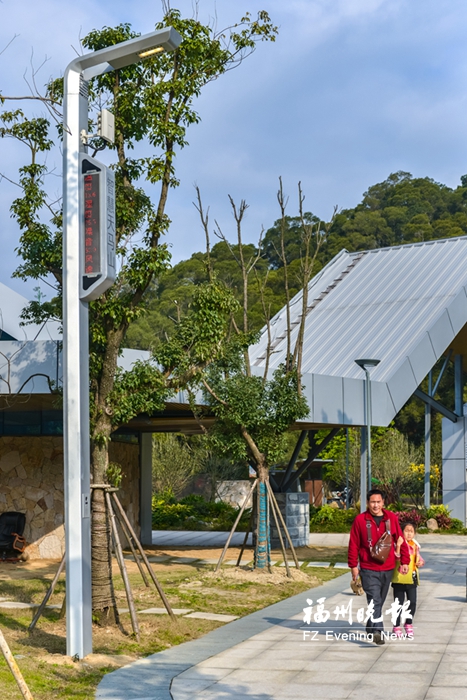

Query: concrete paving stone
left=441, top=644, right=467, bottom=656
left=174, top=667, right=234, bottom=682
left=370, top=658, right=440, bottom=674
left=356, top=672, right=434, bottom=687
left=0, top=601, right=34, bottom=609
left=187, top=680, right=287, bottom=697
left=437, top=657, right=467, bottom=687
left=170, top=557, right=200, bottom=564
left=271, top=683, right=359, bottom=699
left=196, top=654, right=257, bottom=669
left=198, top=559, right=221, bottom=565
left=239, top=656, right=312, bottom=671
left=184, top=612, right=238, bottom=622
left=299, top=658, right=378, bottom=673
left=425, top=688, right=467, bottom=700
left=139, top=608, right=193, bottom=615
left=432, top=672, right=467, bottom=686
left=118, top=608, right=129, bottom=614
left=446, top=632, right=467, bottom=644
left=293, top=670, right=366, bottom=685
left=146, top=555, right=172, bottom=562
left=306, top=561, right=331, bottom=568
left=333, top=562, right=350, bottom=569
left=222, top=668, right=298, bottom=684
left=347, top=688, right=428, bottom=700
left=279, top=561, right=304, bottom=567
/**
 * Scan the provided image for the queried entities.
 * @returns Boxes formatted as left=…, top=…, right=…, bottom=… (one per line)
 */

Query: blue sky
left=1, top=0, right=467, bottom=298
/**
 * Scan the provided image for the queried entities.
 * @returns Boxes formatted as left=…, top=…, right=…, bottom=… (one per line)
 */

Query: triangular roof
left=249, top=236, right=467, bottom=427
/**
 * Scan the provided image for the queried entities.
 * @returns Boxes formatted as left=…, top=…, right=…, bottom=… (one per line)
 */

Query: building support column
left=424, top=371, right=432, bottom=509
left=139, top=433, right=153, bottom=546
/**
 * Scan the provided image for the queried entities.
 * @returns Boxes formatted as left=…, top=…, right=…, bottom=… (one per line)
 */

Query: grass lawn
left=0, top=545, right=348, bottom=699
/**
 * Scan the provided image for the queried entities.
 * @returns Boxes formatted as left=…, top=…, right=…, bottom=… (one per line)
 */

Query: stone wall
left=216, top=480, right=253, bottom=508
left=0, top=436, right=140, bottom=559
left=270, top=492, right=310, bottom=549
left=0, top=436, right=64, bottom=559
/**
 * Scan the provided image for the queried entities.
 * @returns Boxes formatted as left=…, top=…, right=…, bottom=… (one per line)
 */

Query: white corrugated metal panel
left=250, top=237, right=467, bottom=384
left=250, top=236, right=467, bottom=426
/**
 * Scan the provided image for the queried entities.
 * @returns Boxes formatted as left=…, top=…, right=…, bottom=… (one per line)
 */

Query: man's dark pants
left=359, top=568, right=393, bottom=633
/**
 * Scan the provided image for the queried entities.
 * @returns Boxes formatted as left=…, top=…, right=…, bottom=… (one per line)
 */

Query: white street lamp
left=63, top=26, right=182, bottom=659
left=355, top=359, right=380, bottom=511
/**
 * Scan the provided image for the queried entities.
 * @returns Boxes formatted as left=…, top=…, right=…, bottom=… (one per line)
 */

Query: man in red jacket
left=348, top=489, right=409, bottom=645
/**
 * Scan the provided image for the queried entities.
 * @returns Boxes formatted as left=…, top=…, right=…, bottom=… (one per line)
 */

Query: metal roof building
left=250, top=236, right=467, bottom=428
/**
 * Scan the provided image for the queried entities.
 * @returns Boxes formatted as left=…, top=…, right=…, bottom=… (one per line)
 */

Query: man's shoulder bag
left=366, top=519, right=392, bottom=564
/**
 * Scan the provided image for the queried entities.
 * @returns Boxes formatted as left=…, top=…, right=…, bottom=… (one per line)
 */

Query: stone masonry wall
left=0, top=436, right=64, bottom=559
left=270, top=492, right=309, bottom=549
left=0, top=436, right=140, bottom=559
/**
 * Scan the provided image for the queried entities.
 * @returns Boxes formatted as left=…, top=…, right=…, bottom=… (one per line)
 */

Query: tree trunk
left=90, top=418, right=119, bottom=624
left=255, top=459, right=270, bottom=569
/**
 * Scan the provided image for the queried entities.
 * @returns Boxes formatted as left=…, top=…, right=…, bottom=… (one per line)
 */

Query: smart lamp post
left=63, top=26, right=182, bottom=659
left=354, top=359, right=380, bottom=511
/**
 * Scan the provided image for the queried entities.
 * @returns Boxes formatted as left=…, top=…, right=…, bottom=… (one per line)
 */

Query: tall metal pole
left=63, top=67, right=92, bottom=659
left=345, top=427, right=350, bottom=509
left=365, top=367, right=372, bottom=491
left=360, top=427, right=367, bottom=513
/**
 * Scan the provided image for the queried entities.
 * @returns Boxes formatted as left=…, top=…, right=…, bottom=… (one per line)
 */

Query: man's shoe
left=373, top=631, right=385, bottom=645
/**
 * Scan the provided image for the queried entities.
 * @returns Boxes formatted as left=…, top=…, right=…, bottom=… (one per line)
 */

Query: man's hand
left=351, top=566, right=359, bottom=581
left=399, top=564, right=409, bottom=575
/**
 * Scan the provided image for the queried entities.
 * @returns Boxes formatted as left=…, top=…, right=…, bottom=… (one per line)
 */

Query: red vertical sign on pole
left=83, top=172, right=101, bottom=275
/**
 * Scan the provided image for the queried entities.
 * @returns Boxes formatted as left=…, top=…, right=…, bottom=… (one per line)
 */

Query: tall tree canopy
left=0, top=7, right=278, bottom=619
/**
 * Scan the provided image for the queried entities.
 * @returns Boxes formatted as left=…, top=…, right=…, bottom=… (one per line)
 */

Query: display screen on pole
left=83, top=172, right=101, bottom=275
left=79, top=153, right=116, bottom=301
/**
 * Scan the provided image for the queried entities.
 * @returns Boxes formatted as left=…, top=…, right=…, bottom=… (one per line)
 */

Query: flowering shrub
left=395, top=509, right=426, bottom=528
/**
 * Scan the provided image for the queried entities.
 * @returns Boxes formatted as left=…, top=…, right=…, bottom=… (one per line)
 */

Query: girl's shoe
left=393, top=626, right=403, bottom=638
left=404, top=623, right=414, bottom=637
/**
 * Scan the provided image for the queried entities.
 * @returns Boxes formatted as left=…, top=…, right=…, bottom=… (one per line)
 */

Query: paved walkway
left=97, top=534, right=467, bottom=700
left=151, top=530, right=349, bottom=547
left=152, top=530, right=253, bottom=546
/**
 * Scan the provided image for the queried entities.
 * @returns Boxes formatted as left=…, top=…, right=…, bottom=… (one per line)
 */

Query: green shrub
left=152, top=492, right=250, bottom=531
left=309, top=506, right=357, bottom=532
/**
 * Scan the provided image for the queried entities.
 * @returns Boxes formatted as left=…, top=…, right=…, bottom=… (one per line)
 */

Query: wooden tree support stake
left=0, top=627, right=34, bottom=699
left=215, top=479, right=258, bottom=572
left=266, top=481, right=300, bottom=569
left=29, top=553, right=65, bottom=632
left=267, top=486, right=291, bottom=578
left=105, top=490, right=140, bottom=642
left=111, top=492, right=176, bottom=621
left=112, top=501, right=150, bottom=588
left=236, top=509, right=254, bottom=567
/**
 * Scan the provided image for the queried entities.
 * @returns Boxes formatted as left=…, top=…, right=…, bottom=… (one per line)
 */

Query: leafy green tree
left=1, top=8, right=277, bottom=619
left=152, top=181, right=332, bottom=568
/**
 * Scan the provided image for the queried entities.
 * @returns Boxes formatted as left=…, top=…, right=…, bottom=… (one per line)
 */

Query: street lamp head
left=355, top=358, right=380, bottom=370
left=71, top=26, right=183, bottom=77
